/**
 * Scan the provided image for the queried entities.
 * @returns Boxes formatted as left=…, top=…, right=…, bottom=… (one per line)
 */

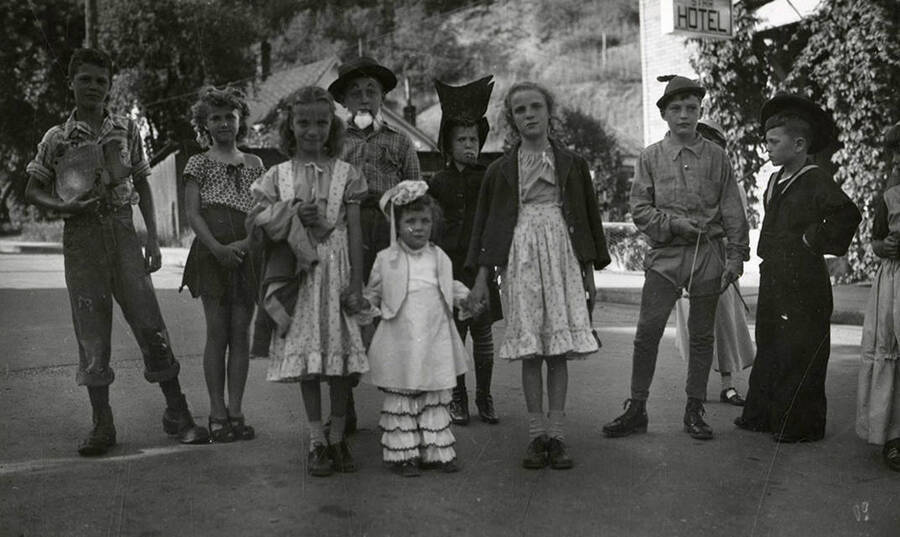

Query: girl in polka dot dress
left=248, top=86, right=368, bottom=477
left=181, top=87, right=265, bottom=443
left=466, top=82, right=609, bottom=470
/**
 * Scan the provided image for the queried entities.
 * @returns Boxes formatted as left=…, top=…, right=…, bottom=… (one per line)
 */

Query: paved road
left=0, top=252, right=896, bottom=537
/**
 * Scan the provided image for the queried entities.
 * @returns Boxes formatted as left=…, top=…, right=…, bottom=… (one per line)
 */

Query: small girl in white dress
left=361, top=180, right=473, bottom=477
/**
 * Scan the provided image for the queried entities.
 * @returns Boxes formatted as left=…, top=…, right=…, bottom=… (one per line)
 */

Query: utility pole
left=85, top=0, right=98, bottom=48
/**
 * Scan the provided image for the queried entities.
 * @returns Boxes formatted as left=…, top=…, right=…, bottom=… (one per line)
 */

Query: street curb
left=597, top=287, right=864, bottom=326
left=0, top=241, right=63, bottom=254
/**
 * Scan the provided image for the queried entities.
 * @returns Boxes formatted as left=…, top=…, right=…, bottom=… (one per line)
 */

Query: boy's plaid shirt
left=342, top=123, right=421, bottom=203
left=27, top=110, right=149, bottom=207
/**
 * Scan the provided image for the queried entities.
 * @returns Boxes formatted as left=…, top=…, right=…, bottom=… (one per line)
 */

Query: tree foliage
left=271, top=0, right=476, bottom=108
left=556, top=107, right=629, bottom=220
left=98, top=0, right=263, bottom=153
left=785, top=0, right=900, bottom=280
left=0, top=1, right=84, bottom=224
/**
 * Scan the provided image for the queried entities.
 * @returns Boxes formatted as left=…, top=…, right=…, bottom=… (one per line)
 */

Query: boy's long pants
left=630, top=270, right=720, bottom=401
left=64, top=207, right=180, bottom=387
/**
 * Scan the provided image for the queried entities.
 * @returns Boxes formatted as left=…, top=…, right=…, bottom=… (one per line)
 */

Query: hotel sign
left=661, top=0, right=734, bottom=39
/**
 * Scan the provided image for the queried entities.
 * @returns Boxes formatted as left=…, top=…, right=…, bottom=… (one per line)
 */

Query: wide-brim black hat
left=656, top=75, right=705, bottom=110
left=328, top=57, right=397, bottom=102
left=760, top=92, right=837, bottom=154
left=435, top=75, right=494, bottom=155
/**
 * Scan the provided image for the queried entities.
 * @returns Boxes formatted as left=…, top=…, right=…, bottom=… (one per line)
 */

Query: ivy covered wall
left=691, top=0, right=900, bottom=281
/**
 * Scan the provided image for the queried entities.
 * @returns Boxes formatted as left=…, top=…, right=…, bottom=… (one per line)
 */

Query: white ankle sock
left=308, top=420, right=326, bottom=451
left=548, top=410, right=565, bottom=440
left=329, top=416, right=345, bottom=445
left=528, top=412, right=546, bottom=439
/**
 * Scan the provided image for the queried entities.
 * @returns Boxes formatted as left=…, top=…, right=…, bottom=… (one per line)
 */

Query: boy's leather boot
left=684, top=398, right=713, bottom=440
left=602, top=399, right=648, bottom=437
left=78, top=406, right=117, bottom=456
left=449, top=384, right=469, bottom=425
left=162, top=394, right=210, bottom=444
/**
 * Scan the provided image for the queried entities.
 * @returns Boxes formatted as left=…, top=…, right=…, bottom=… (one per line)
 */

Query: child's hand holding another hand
left=340, top=288, right=368, bottom=315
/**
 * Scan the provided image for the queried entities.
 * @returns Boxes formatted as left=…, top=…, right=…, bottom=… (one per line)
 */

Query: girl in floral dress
left=248, top=86, right=368, bottom=477
left=466, top=82, right=609, bottom=469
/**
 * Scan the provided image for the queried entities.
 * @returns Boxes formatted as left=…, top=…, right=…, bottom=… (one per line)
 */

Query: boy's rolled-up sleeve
left=26, top=129, right=60, bottom=187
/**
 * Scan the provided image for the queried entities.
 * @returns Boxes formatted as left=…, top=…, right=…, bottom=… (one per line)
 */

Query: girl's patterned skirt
left=499, top=203, right=598, bottom=360
left=266, top=226, right=368, bottom=381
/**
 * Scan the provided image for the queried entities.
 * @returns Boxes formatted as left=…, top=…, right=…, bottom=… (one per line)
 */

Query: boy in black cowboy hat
left=603, top=75, right=750, bottom=441
left=735, top=92, right=860, bottom=443
left=428, top=75, right=502, bottom=425
left=328, top=56, right=422, bottom=434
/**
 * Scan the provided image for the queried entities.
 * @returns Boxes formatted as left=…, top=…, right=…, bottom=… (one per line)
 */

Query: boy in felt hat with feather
left=603, top=75, right=750, bottom=441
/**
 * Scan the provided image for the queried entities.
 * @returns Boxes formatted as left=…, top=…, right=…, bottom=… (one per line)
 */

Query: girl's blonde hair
left=190, top=86, right=251, bottom=147
left=502, top=81, right=561, bottom=145
left=278, top=86, right=345, bottom=158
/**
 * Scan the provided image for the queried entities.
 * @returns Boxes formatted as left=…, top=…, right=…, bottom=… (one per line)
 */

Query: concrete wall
left=133, top=151, right=180, bottom=243
left=639, top=0, right=699, bottom=147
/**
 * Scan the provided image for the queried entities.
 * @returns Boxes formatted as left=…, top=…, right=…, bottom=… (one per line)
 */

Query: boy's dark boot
left=78, top=406, right=117, bottom=456
left=162, top=394, right=210, bottom=444
left=449, top=379, right=469, bottom=425
left=602, top=399, right=649, bottom=437
left=684, top=398, right=713, bottom=440
left=474, top=360, right=498, bottom=424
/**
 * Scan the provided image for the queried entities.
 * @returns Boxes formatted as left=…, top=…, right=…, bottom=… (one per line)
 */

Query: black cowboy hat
left=328, top=57, right=398, bottom=102
left=760, top=92, right=838, bottom=154
left=656, top=75, right=705, bottom=110
left=434, top=75, right=494, bottom=155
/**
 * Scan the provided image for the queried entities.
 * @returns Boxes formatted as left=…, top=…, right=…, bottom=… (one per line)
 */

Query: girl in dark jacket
left=467, top=82, right=610, bottom=469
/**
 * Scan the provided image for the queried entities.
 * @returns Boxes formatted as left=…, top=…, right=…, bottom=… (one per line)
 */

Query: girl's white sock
left=308, top=420, right=326, bottom=451
left=528, top=412, right=546, bottom=439
left=328, top=416, right=346, bottom=445
left=548, top=410, right=565, bottom=440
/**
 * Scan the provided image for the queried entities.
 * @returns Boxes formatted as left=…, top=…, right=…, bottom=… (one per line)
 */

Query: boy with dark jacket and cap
left=24, top=48, right=209, bottom=456
left=735, top=93, right=861, bottom=443
left=603, top=75, right=750, bottom=440
left=328, top=56, right=422, bottom=434
left=428, top=75, right=501, bottom=425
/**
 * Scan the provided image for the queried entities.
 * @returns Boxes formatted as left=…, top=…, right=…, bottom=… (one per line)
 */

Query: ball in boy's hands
left=297, top=202, right=320, bottom=227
